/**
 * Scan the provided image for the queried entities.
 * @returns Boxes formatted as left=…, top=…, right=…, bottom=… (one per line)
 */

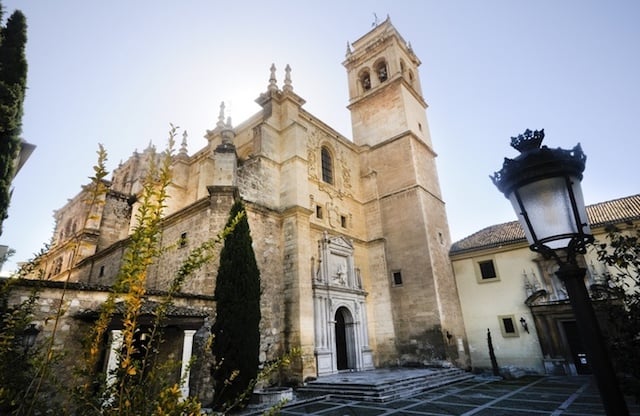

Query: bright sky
left=1, top=1, right=639, bottom=273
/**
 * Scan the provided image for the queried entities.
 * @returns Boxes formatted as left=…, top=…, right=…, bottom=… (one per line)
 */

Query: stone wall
left=3, top=279, right=217, bottom=404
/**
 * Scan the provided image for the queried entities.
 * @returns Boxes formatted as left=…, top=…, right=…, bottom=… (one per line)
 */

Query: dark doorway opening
left=335, top=309, right=348, bottom=370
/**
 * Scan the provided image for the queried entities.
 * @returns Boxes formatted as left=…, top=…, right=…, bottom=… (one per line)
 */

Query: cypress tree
left=211, top=200, right=261, bottom=409
left=487, top=328, right=500, bottom=376
left=0, top=5, right=28, bottom=235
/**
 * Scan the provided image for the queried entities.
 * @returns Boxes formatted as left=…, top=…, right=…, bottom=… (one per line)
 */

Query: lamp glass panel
left=570, top=177, right=591, bottom=237
left=508, top=176, right=586, bottom=250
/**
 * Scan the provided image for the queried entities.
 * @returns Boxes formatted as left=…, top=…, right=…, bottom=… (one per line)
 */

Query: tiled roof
left=73, top=299, right=209, bottom=321
left=587, top=193, right=640, bottom=226
left=111, top=300, right=208, bottom=318
left=450, top=194, right=640, bottom=255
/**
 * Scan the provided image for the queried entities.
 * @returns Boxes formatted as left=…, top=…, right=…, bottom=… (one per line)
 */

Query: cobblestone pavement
left=277, top=376, right=639, bottom=415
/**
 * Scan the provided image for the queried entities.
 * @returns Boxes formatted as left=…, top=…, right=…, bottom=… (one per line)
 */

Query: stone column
left=106, top=330, right=123, bottom=387
left=180, top=330, right=197, bottom=398
left=314, top=295, right=322, bottom=348
left=359, top=300, right=374, bottom=370
left=359, top=300, right=370, bottom=348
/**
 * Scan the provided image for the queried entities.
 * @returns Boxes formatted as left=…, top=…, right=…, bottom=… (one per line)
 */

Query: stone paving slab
left=272, top=375, right=640, bottom=415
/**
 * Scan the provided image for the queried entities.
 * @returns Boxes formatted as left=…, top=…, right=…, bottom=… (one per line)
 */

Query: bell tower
left=345, top=18, right=469, bottom=367
left=344, top=17, right=431, bottom=148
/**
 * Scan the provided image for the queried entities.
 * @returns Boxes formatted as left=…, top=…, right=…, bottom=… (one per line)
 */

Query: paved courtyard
left=276, top=376, right=639, bottom=415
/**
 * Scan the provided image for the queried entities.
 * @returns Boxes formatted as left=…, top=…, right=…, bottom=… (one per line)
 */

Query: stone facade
left=21, top=18, right=468, bottom=399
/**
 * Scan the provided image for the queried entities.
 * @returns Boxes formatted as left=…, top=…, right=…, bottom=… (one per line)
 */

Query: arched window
left=321, top=146, right=333, bottom=184
left=64, top=220, right=72, bottom=237
left=375, top=60, right=388, bottom=82
left=360, top=70, right=371, bottom=91
left=52, top=257, right=62, bottom=276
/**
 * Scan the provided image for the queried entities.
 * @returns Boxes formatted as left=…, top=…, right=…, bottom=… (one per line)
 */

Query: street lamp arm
left=532, top=234, right=595, bottom=267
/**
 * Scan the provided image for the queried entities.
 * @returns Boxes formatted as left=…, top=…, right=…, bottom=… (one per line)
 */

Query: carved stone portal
left=313, top=232, right=373, bottom=376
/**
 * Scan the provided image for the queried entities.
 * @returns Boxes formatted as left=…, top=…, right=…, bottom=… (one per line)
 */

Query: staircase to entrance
left=297, top=367, right=473, bottom=403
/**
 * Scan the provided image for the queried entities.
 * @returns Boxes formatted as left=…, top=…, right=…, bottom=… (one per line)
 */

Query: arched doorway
left=335, top=307, right=354, bottom=371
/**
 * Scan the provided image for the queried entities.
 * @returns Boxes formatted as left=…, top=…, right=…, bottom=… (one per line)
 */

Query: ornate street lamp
left=491, top=129, right=628, bottom=416
left=22, top=323, right=39, bottom=353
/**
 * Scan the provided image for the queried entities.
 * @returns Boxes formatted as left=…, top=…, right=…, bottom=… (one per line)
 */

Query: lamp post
left=491, top=129, right=628, bottom=416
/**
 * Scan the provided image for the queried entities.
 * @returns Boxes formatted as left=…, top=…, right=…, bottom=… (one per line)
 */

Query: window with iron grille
left=392, top=270, right=403, bottom=286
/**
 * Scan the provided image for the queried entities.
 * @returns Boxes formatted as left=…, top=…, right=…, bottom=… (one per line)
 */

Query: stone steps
left=296, top=367, right=474, bottom=402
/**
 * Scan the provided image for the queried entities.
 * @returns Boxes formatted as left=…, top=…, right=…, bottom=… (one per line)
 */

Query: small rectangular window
left=392, top=271, right=403, bottom=286
left=340, top=215, right=347, bottom=228
left=498, top=315, right=519, bottom=337
left=479, top=260, right=497, bottom=279
left=503, top=318, right=515, bottom=333
left=179, top=232, right=188, bottom=248
left=316, top=206, right=323, bottom=219
left=99, top=265, right=105, bottom=277
left=475, top=257, right=500, bottom=283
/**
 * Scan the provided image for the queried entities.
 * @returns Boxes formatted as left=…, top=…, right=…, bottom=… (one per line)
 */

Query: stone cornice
left=346, top=77, right=427, bottom=111
left=280, top=205, right=314, bottom=218
left=367, top=129, right=436, bottom=157
left=308, top=222, right=367, bottom=246
left=0, top=277, right=215, bottom=301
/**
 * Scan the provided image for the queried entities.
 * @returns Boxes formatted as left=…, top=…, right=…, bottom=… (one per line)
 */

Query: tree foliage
left=67, top=127, right=217, bottom=415
left=594, top=222, right=640, bottom=397
left=0, top=279, right=41, bottom=413
left=1, top=127, right=243, bottom=415
left=211, top=200, right=261, bottom=410
left=0, top=3, right=28, bottom=235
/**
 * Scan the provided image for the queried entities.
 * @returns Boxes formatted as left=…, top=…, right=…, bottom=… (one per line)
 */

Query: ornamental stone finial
left=221, top=116, right=235, bottom=145
left=179, top=130, right=188, bottom=157
left=283, top=64, right=293, bottom=92
left=345, top=41, right=352, bottom=57
left=217, top=101, right=226, bottom=129
left=268, top=63, right=278, bottom=92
